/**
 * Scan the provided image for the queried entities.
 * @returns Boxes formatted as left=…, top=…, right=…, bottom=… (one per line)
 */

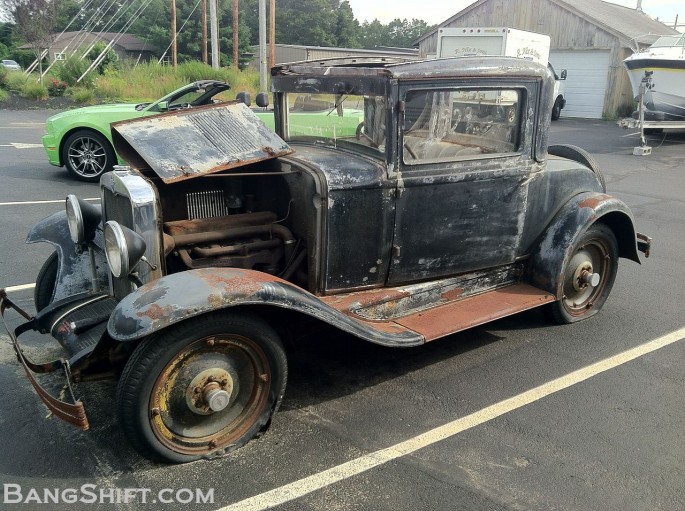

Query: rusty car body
left=1, top=56, right=651, bottom=463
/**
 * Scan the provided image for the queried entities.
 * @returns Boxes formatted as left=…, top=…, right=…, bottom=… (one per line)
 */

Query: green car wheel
left=62, top=129, right=115, bottom=182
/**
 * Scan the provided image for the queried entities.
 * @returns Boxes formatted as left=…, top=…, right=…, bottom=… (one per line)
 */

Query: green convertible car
left=42, top=79, right=365, bottom=182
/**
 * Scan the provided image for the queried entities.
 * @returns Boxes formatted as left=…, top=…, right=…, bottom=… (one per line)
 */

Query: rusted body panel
left=111, top=102, right=292, bottom=183
left=107, top=268, right=424, bottom=347
left=528, top=192, right=642, bottom=298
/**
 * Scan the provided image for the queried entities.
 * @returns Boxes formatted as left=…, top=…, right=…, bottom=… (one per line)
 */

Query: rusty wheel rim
left=562, top=238, right=611, bottom=317
left=149, top=334, right=271, bottom=456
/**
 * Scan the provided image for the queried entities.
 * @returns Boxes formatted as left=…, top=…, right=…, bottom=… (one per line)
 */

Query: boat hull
left=624, top=57, right=685, bottom=121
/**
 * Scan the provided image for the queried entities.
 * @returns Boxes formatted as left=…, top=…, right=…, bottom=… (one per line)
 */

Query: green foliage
left=0, top=65, right=7, bottom=88
left=87, top=42, right=119, bottom=74
left=0, top=88, right=7, bottom=102
left=4, top=70, right=28, bottom=91
left=359, top=18, right=433, bottom=48
left=54, top=54, right=92, bottom=87
left=47, top=77, right=66, bottom=96
left=72, top=87, right=95, bottom=104
left=20, top=80, right=48, bottom=100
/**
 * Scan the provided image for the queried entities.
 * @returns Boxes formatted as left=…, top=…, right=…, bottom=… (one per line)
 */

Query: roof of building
left=415, top=0, right=679, bottom=47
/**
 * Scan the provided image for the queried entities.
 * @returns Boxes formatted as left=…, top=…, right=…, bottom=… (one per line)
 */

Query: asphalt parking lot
left=0, top=110, right=683, bottom=510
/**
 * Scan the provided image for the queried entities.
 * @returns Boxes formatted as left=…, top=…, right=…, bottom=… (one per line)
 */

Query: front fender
left=528, top=192, right=641, bottom=298
left=107, top=268, right=423, bottom=347
left=27, top=211, right=108, bottom=301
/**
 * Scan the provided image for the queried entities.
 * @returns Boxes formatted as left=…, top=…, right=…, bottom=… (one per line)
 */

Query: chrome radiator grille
left=187, top=190, right=232, bottom=220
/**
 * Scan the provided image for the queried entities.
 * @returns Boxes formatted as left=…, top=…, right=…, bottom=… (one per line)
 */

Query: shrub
left=0, top=88, right=8, bottom=102
left=72, top=88, right=95, bottom=104
left=0, top=66, right=7, bottom=89
left=55, top=55, right=93, bottom=87
left=5, top=71, right=29, bottom=92
left=21, top=81, right=48, bottom=100
left=47, top=78, right=67, bottom=97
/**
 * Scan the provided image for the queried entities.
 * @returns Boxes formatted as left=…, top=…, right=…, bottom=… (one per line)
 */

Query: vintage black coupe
left=1, top=56, right=650, bottom=463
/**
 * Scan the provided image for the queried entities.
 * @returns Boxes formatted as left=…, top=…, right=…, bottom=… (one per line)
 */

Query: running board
left=324, top=283, right=555, bottom=343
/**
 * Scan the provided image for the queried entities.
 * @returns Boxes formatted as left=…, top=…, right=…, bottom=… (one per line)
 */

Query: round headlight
left=104, top=221, right=147, bottom=278
left=65, top=194, right=101, bottom=245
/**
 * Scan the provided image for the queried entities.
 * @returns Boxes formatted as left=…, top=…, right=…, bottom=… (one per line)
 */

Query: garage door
left=549, top=50, right=611, bottom=119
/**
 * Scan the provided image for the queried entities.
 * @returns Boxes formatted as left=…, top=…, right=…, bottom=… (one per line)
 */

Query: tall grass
left=4, top=71, right=29, bottom=92
left=0, top=88, right=8, bottom=102
left=93, top=61, right=260, bottom=103
left=21, top=81, right=48, bottom=100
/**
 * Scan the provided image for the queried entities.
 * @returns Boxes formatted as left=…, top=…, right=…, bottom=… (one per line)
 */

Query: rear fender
left=27, top=211, right=109, bottom=301
left=528, top=192, right=640, bottom=298
left=107, top=268, right=422, bottom=347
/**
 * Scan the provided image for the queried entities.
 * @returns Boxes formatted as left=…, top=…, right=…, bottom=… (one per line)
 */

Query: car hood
left=47, top=103, right=143, bottom=122
left=110, top=102, right=292, bottom=183
left=286, top=144, right=386, bottom=191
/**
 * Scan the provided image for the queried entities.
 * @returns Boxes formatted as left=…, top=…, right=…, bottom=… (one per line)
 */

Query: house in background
left=415, top=0, right=679, bottom=118
left=20, top=32, right=157, bottom=64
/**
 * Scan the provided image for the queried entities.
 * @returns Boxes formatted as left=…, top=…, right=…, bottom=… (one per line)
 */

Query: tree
left=6, top=0, right=59, bottom=83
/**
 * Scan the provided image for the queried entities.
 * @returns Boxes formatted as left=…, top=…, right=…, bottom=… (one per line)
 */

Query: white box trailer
left=436, top=27, right=550, bottom=65
left=435, top=27, right=567, bottom=120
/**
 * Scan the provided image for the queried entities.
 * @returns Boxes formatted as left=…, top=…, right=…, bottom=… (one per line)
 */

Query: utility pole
left=233, top=0, right=239, bottom=68
left=171, top=0, right=177, bottom=67
left=259, top=0, right=267, bottom=91
left=269, top=0, right=275, bottom=70
left=210, top=0, right=220, bottom=69
left=201, top=0, right=208, bottom=64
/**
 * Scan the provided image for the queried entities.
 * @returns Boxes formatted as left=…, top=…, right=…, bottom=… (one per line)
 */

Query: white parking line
left=0, top=198, right=99, bottom=206
left=216, top=326, right=685, bottom=511
left=4, top=283, right=35, bottom=293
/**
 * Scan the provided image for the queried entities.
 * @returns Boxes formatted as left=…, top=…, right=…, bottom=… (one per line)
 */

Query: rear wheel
left=116, top=311, right=288, bottom=463
left=544, top=223, right=618, bottom=324
left=62, top=130, right=115, bottom=182
left=34, top=251, right=58, bottom=312
left=548, top=144, right=606, bottom=192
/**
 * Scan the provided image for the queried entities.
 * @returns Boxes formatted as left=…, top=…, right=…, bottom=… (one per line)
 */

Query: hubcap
left=149, top=335, right=271, bottom=455
left=562, top=240, right=611, bottom=316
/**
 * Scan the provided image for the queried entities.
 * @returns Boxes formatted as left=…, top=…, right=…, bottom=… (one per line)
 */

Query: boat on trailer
left=623, top=33, right=685, bottom=121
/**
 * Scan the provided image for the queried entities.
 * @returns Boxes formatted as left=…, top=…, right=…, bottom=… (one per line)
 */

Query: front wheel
left=116, top=311, right=288, bottom=463
left=62, top=130, right=115, bottom=182
left=544, top=223, right=619, bottom=324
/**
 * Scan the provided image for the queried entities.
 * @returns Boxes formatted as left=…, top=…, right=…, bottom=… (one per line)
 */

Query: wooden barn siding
left=419, top=0, right=631, bottom=116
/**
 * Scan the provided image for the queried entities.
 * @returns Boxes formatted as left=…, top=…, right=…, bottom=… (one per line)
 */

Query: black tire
left=116, top=311, right=288, bottom=463
left=34, top=251, right=58, bottom=312
left=61, top=129, right=115, bottom=182
left=544, top=223, right=619, bottom=325
left=548, top=144, right=606, bottom=192
left=551, top=97, right=562, bottom=121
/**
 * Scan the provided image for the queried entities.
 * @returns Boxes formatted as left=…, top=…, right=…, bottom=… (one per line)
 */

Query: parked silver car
left=1, top=59, right=22, bottom=71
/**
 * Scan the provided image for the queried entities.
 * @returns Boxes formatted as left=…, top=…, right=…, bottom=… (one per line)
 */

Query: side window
left=403, top=88, right=521, bottom=165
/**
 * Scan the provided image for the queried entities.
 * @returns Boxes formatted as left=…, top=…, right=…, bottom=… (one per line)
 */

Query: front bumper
left=637, top=232, right=652, bottom=258
left=0, top=289, right=88, bottom=430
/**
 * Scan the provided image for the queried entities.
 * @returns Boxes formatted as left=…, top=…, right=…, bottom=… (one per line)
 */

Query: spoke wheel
left=62, top=130, right=114, bottom=182
left=117, top=312, right=287, bottom=463
left=545, top=223, right=619, bottom=324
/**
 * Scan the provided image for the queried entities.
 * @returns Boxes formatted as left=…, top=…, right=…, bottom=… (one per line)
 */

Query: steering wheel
left=355, top=121, right=379, bottom=148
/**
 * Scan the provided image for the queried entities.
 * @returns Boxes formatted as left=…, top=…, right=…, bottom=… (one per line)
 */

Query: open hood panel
left=111, top=102, right=291, bottom=183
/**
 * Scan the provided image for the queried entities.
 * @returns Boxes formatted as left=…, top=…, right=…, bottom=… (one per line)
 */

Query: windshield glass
left=282, top=93, right=386, bottom=155
left=651, top=35, right=685, bottom=47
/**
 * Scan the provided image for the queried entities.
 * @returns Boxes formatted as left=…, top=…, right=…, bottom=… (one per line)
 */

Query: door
left=387, top=85, right=534, bottom=285
left=549, top=50, right=611, bottom=119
